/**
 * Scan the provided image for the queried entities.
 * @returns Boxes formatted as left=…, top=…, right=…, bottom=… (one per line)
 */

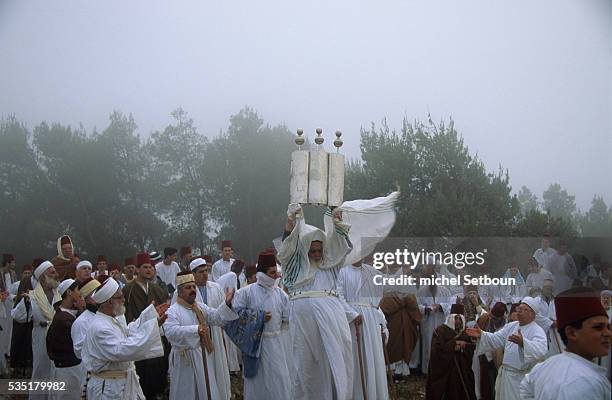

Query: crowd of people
left=0, top=209, right=610, bottom=400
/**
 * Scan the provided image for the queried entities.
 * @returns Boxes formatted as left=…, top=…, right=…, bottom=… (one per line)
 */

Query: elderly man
left=520, top=287, right=611, bottom=399
left=51, top=235, right=80, bottom=280
left=466, top=297, right=547, bottom=400
left=74, top=260, right=93, bottom=284
left=164, top=270, right=237, bottom=400
left=12, top=261, right=61, bottom=400
left=81, top=278, right=168, bottom=400
left=277, top=205, right=357, bottom=400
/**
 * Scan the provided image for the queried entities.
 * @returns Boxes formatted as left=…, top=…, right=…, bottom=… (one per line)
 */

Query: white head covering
left=601, top=290, right=612, bottom=297
left=58, top=279, right=75, bottom=296
left=444, top=312, right=466, bottom=331
left=34, top=260, right=53, bottom=280
left=76, top=260, right=92, bottom=270
left=189, top=257, right=206, bottom=271
left=92, top=278, right=119, bottom=304
left=521, top=296, right=540, bottom=315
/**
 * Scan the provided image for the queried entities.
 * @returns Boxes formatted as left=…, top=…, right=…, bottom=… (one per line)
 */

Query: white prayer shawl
left=213, top=271, right=241, bottom=372
left=520, top=352, right=611, bottom=400
left=233, top=281, right=291, bottom=400
left=476, top=320, right=547, bottom=400
left=532, top=247, right=556, bottom=271
left=12, top=290, right=60, bottom=400
left=170, top=281, right=232, bottom=400
left=534, top=296, right=564, bottom=357
left=82, top=305, right=164, bottom=400
left=211, top=258, right=235, bottom=282
left=415, top=282, right=452, bottom=374
left=525, top=269, right=553, bottom=294
left=155, top=261, right=181, bottom=288
left=278, top=209, right=354, bottom=400
left=337, top=265, right=389, bottom=400
left=164, top=300, right=238, bottom=400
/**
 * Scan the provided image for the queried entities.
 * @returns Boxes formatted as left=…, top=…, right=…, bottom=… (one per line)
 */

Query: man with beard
left=46, top=279, right=84, bottom=400
left=12, top=261, right=61, bottom=400
left=74, top=260, right=93, bottom=284
left=164, top=270, right=238, bottom=400
left=51, top=235, right=80, bottom=280
left=124, top=252, right=170, bottom=400
left=520, top=287, right=611, bottom=399
left=82, top=277, right=169, bottom=399
left=426, top=303, right=476, bottom=400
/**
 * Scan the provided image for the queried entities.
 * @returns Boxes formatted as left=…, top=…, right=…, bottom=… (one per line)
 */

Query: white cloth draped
left=82, top=305, right=164, bottom=400
left=525, top=269, right=553, bottom=294
left=233, top=280, right=291, bottom=400
left=337, top=264, right=389, bottom=400
left=214, top=271, right=241, bottom=372
left=520, top=351, right=611, bottom=399
left=164, top=300, right=237, bottom=400
left=532, top=247, right=556, bottom=271
left=211, top=259, right=235, bottom=282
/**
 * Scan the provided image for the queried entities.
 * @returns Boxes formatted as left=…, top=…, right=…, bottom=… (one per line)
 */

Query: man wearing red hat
left=120, top=257, right=136, bottom=285
left=426, top=303, right=477, bottom=400
left=211, top=240, right=235, bottom=282
left=520, top=287, right=611, bottom=399
left=232, top=252, right=290, bottom=399
left=51, top=235, right=80, bottom=280
left=465, top=297, right=547, bottom=400
left=92, top=255, right=108, bottom=279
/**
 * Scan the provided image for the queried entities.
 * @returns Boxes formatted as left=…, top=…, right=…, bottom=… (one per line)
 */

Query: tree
left=579, top=196, right=612, bottom=237
left=542, top=183, right=576, bottom=220
left=517, top=186, right=539, bottom=214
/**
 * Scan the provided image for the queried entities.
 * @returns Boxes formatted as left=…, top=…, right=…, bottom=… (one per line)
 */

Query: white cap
left=189, top=257, right=206, bottom=271
left=92, top=278, right=119, bottom=304
left=521, top=296, right=540, bottom=315
left=34, top=261, right=53, bottom=280
left=58, top=279, right=75, bottom=296
left=76, top=260, right=92, bottom=270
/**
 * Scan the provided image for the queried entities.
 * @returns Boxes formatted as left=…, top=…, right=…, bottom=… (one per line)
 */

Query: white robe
left=476, top=320, right=547, bottom=400
left=82, top=305, right=164, bottom=400
left=164, top=300, right=238, bottom=400
left=214, top=271, right=242, bottom=372
left=415, top=283, right=452, bottom=374
left=337, top=265, right=389, bottom=400
left=532, top=247, right=556, bottom=271
left=12, top=291, right=59, bottom=400
left=155, top=261, right=181, bottom=289
left=525, top=269, right=553, bottom=294
left=547, top=253, right=577, bottom=295
left=70, top=309, right=96, bottom=399
left=533, top=296, right=564, bottom=357
left=211, top=258, right=235, bottom=282
left=233, top=281, right=291, bottom=400
left=520, top=351, right=611, bottom=399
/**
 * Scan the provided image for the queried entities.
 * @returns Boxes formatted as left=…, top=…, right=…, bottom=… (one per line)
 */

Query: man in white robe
left=12, top=261, right=61, bottom=400
left=214, top=261, right=244, bottom=373
left=547, top=241, right=577, bottom=295
left=416, top=262, right=452, bottom=374
left=155, top=247, right=181, bottom=294
left=164, top=271, right=238, bottom=400
left=520, top=287, right=611, bottom=399
left=232, top=252, right=291, bottom=400
left=81, top=278, right=168, bottom=400
left=0, top=253, right=17, bottom=376
left=532, top=234, right=556, bottom=272
left=337, top=261, right=389, bottom=400
left=466, top=297, right=547, bottom=400
left=533, top=279, right=564, bottom=357
left=499, top=263, right=527, bottom=304
left=211, top=240, right=235, bottom=282
left=525, top=257, right=553, bottom=296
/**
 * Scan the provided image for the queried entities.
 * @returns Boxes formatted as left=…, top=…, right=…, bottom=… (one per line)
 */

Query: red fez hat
left=491, top=302, right=507, bottom=318
left=60, top=236, right=71, bottom=245
left=257, top=252, right=276, bottom=269
left=23, top=264, right=33, bottom=272
left=136, top=252, right=152, bottom=268
left=124, top=257, right=135, bottom=267
left=221, top=240, right=232, bottom=249
left=96, top=274, right=110, bottom=284
left=97, top=255, right=107, bottom=263
left=109, top=263, right=120, bottom=272
left=203, top=255, right=213, bottom=264
left=555, top=287, right=608, bottom=330
left=245, top=264, right=257, bottom=277
left=509, top=303, right=520, bottom=315
left=2, top=254, right=14, bottom=264
left=450, top=303, right=465, bottom=315
left=231, top=259, right=245, bottom=270
left=32, top=258, right=44, bottom=269
left=180, top=247, right=192, bottom=257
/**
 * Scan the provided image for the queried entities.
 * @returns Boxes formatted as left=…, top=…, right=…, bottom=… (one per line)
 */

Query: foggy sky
left=1, top=0, right=610, bottom=210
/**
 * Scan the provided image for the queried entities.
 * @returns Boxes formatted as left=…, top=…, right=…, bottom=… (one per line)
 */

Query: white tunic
left=214, top=271, right=241, bottom=372
left=233, top=280, right=291, bottom=400
left=82, top=305, right=164, bottom=400
left=525, top=269, right=553, bottom=294
left=155, top=261, right=181, bottom=289
left=520, top=352, right=611, bottom=399
left=164, top=300, right=237, bottom=400
left=70, top=309, right=96, bottom=399
left=476, top=320, right=547, bottom=400
left=337, top=265, right=389, bottom=400
left=416, top=282, right=452, bottom=374
left=533, top=296, right=564, bottom=357
left=532, top=247, right=556, bottom=271
left=211, top=258, right=235, bottom=282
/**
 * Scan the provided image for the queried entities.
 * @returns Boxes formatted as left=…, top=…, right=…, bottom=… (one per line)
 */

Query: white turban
left=521, top=296, right=540, bottom=315
left=58, top=279, right=75, bottom=296
left=601, top=290, right=612, bottom=297
left=92, top=278, right=119, bottom=304
left=189, top=257, right=206, bottom=271
left=76, top=260, right=92, bottom=270
left=34, top=261, right=53, bottom=280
